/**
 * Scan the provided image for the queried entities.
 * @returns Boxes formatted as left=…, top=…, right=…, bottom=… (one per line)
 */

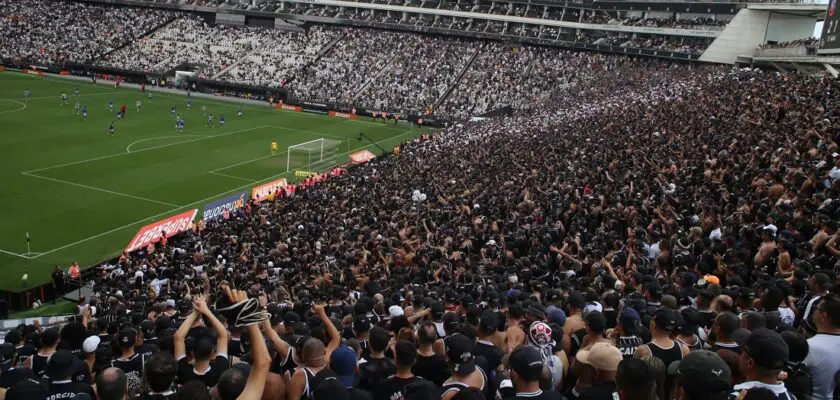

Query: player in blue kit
left=24, top=89, right=31, bottom=102
left=176, top=117, right=185, bottom=133
left=109, top=99, right=114, bottom=112
left=82, top=105, right=88, bottom=120
left=219, top=114, right=226, bottom=128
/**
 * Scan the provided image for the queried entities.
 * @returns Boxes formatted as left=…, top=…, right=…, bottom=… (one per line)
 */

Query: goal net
left=286, top=138, right=346, bottom=173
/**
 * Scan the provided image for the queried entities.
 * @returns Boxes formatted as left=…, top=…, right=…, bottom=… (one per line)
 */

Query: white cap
left=166, top=299, right=176, bottom=308
left=135, top=270, right=144, bottom=278
left=83, top=336, right=101, bottom=353
left=267, top=261, right=274, bottom=268
left=388, top=305, right=404, bottom=318
left=487, top=240, right=496, bottom=247
left=115, top=290, right=123, bottom=297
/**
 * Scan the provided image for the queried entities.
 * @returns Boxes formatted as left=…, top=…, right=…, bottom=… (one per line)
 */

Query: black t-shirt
left=45, top=379, right=95, bottom=400
left=228, top=338, right=248, bottom=359
left=379, top=375, right=424, bottom=400
left=177, top=355, right=230, bottom=387
left=412, top=353, right=449, bottom=386
left=112, top=353, right=145, bottom=394
left=473, top=340, right=504, bottom=374
left=358, top=357, right=396, bottom=393
left=137, top=342, right=159, bottom=359
left=576, top=381, right=618, bottom=400
left=17, top=344, right=36, bottom=361
left=52, top=271, right=65, bottom=288
left=0, top=368, right=35, bottom=388
left=506, top=390, right=565, bottom=400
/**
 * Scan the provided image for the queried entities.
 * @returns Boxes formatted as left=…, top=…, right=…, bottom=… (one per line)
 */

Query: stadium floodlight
left=286, top=138, right=346, bottom=173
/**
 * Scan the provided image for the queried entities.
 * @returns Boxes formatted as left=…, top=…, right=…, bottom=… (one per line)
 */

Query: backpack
left=784, top=361, right=813, bottom=400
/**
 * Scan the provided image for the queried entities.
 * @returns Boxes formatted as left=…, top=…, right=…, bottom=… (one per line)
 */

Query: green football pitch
left=0, top=72, right=427, bottom=291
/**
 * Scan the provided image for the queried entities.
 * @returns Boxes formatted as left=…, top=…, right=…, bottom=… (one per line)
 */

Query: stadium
left=0, top=0, right=839, bottom=399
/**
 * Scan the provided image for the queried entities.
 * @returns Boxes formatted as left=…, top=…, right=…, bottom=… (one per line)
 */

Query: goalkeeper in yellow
left=271, top=141, right=278, bottom=156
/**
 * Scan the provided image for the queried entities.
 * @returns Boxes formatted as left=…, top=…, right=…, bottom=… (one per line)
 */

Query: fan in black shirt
left=413, top=321, right=450, bottom=386
left=43, top=351, right=95, bottom=400
left=380, top=341, right=426, bottom=400
left=502, top=346, right=564, bottom=400
left=0, top=343, right=35, bottom=389
left=358, top=328, right=396, bottom=393
left=112, top=328, right=146, bottom=395
left=142, top=352, right=179, bottom=400
left=174, top=297, right=230, bottom=388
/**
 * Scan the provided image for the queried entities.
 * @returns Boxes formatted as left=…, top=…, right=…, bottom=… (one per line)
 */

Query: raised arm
left=235, top=291, right=270, bottom=400
left=313, top=304, right=340, bottom=357
left=194, top=295, right=229, bottom=357
left=174, top=309, right=200, bottom=360
left=261, top=320, right=290, bottom=359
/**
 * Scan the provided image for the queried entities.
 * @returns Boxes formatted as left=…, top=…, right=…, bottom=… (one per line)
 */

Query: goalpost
left=286, top=138, right=346, bottom=173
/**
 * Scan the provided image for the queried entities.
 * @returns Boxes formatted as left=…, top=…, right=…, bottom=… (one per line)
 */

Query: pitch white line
left=29, top=129, right=418, bottom=259
left=24, top=126, right=267, bottom=174
left=210, top=155, right=272, bottom=173
left=210, top=171, right=258, bottom=183
left=0, top=249, right=33, bottom=259
left=126, top=135, right=210, bottom=153
left=22, top=172, right=181, bottom=207
left=0, top=100, right=26, bottom=114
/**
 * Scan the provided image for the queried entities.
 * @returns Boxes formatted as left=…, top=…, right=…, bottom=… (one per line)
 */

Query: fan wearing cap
left=668, top=350, right=732, bottom=400
left=27, top=327, right=59, bottom=378
left=138, top=319, right=161, bottom=359
left=112, top=327, right=145, bottom=395
left=0, top=342, right=35, bottom=389
left=318, top=344, right=371, bottom=400
left=43, top=350, right=95, bottom=399
left=501, top=346, right=563, bottom=400
left=634, top=308, right=689, bottom=398
left=574, top=342, right=623, bottom=400
left=733, top=328, right=796, bottom=400
left=174, top=296, right=230, bottom=388
left=610, top=308, right=644, bottom=360
left=441, top=334, right=490, bottom=400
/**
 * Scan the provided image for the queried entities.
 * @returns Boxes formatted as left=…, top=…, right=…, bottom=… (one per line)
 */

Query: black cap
left=442, top=312, right=461, bottom=332
left=118, top=328, right=137, bottom=347
left=353, top=315, right=371, bottom=333
left=736, top=328, right=789, bottom=370
left=155, top=316, right=173, bottom=332
left=46, top=350, right=78, bottom=379
left=585, top=312, right=607, bottom=334
left=652, top=308, right=679, bottom=333
left=524, top=301, right=546, bottom=320
left=445, top=334, right=475, bottom=375
left=430, top=302, right=445, bottom=319
left=6, top=379, right=49, bottom=400
left=283, top=311, right=301, bottom=326
left=141, top=320, right=156, bottom=339
left=667, top=350, right=731, bottom=393
left=509, top=346, right=544, bottom=381
left=478, top=311, right=499, bottom=333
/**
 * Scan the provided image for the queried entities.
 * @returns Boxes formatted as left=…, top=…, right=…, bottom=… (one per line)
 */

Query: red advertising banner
left=0, top=66, right=5, bottom=72
left=23, top=69, right=44, bottom=77
left=350, top=150, right=376, bottom=164
left=125, top=209, right=198, bottom=253
left=251, top=178, right=288, bottom=202
left=328, top=111, right=358, bottom=120
left=275, top=103, right=302, bottom=112
left=59, top=70, right=70, bottom=75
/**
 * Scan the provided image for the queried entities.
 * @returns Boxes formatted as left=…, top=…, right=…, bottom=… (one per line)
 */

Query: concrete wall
left=699, top=8, right=770, bottom=63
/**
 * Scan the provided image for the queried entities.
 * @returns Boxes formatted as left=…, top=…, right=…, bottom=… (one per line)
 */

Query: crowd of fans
left=760, top=38, right=819, bottom=49
left=581, top=16, right=729, bottom=30
left=0, top=0, right=175, bottom=65
left=4, top=40, right=840, bottom=400
left=99, top=17, right=215, bottom=72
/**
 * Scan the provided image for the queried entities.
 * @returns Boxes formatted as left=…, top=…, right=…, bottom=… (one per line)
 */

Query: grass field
left=0, top=72, right=427, bottom=291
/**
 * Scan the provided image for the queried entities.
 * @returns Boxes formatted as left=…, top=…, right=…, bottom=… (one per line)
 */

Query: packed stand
left=98, top=17, right=215, bottom=72
left=220, top=27, right=341, bottom=88
left=163, top=26, right=269, bottom=78
left=760, top=38, right=819, bottom=49
left=582, top=15, right=729, bottom=30
left=358, top=36, right=475, bottom=114
left=0, top=0, right=175, bottom=65
left=8, top=53, right=840, bottom=400
left=291, top=28, right=422, bottom=105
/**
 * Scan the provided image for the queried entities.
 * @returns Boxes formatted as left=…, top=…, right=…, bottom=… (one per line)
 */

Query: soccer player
left=74, top=101, right=81, bottom=115
left=74, top=86, right=80, bottom=97
left=61, top=93, right=68, bottom=106
left=219, top=114, right=226, bottom=128
left=201, top=105, right=207, bottom=116
left=147, top=91, right=152, bottom=102
left=108, top=122, right=115, bottom=136
left=176, top=117, right=185, bottom=133
left=23, top=89, right=31, bottom=102
left=170, top=105, right=176, bottom=118
left=116, top=110, right=122, bottom=120
left=237, top=106, right=243, bottom=118
left=271, top=140, right=278, bottom=156
left=186, top=100, right=192, bottom=112
left=206, top=113, right=214, bottom=127
left=136, top=100, right=142, bottom=112
left=109, top=99, right=114, bottom=112
left=82, top=105, right=88, bottom=120
left=120, top=104, right=126, bottom=119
